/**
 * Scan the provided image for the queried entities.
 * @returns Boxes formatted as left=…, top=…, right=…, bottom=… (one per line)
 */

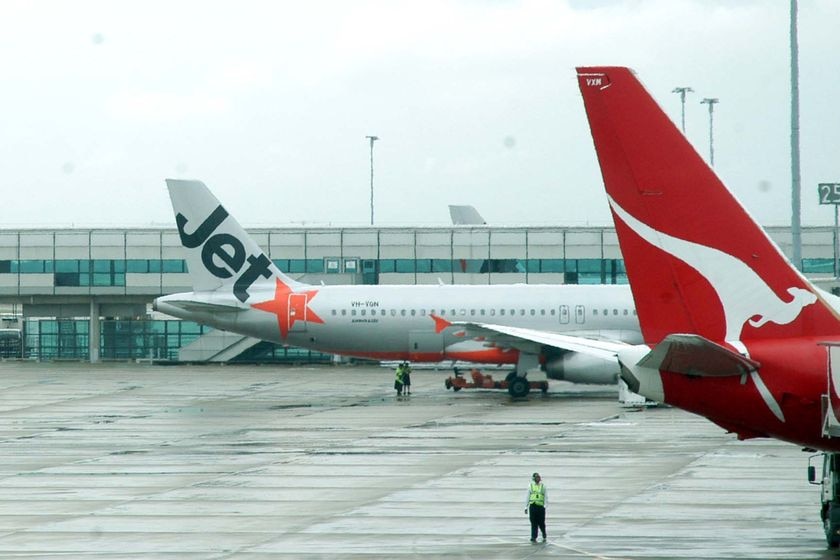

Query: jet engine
left=543, top=352, right=620, bottom=385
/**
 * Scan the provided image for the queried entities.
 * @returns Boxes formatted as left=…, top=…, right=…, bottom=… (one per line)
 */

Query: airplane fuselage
left=157, top=283, right=640, bottom=382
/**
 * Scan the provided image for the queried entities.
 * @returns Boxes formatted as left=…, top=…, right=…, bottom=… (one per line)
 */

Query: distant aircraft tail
left=165, top=179, right=305, bottom=301
left=576, top=67, right=840, bottom=344
left=449, top=205, right=487, bottom=225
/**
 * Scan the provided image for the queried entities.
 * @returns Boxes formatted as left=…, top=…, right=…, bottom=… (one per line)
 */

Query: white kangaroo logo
left=608, top=196, right=816, bottom=341
left=608, top=196, right=815, bottom=423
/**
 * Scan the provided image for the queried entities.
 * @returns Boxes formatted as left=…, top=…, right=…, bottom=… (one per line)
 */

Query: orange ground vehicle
left=444, top=368, right=548, bottom=397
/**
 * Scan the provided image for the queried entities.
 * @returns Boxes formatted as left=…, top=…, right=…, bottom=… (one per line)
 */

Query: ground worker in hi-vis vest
left=525, top=472, right=547, bottom=542
left=394, top=363, right=405, bottom=396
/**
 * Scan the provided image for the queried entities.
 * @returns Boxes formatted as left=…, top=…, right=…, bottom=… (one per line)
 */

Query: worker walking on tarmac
left=401, top=361, right=412, bottom=395
left=394, top=362, right=405, bottom=396
left=525, top=472, right=547, bottom=543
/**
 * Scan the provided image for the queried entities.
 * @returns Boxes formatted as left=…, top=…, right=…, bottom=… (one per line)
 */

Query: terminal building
left=0, top=224, right=837, bottom=363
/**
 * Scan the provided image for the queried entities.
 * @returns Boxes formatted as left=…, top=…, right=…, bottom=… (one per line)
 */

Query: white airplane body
left=154, top=180, right=640, bottom=393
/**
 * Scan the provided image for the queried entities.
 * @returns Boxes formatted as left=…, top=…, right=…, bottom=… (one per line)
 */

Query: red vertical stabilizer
left=576, top=66, right=840, bottom=344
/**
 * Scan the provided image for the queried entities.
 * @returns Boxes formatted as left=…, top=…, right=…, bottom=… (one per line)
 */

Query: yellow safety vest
left=529, top=482, right=545, bottom=506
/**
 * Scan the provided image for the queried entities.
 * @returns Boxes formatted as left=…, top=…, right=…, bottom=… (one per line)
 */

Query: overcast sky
left=2, top=0, right=839, bottom=228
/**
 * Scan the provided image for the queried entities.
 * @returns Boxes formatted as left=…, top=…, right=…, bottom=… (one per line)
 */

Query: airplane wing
left=453, top=322, right=629, bottom=360
left=638, top=334, right=760, bottom=377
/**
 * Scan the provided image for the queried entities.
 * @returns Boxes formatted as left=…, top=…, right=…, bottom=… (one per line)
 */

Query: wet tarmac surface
left=0, top=362, right=836, bottom=559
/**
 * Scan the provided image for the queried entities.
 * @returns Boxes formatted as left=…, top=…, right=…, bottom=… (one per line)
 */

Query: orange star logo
left=430, top=313, right=466, bottom=337
left=430, top=313, right=452, bottom=334
left=251, top=278, right=324, bottom=339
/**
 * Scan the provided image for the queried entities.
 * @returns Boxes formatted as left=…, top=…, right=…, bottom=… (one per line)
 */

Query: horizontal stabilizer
left=638, top=334, right=760, bottom=377
left=156, top=299, right=245, bottom=314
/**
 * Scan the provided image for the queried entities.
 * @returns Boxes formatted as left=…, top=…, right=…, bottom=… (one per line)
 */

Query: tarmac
left=0, top=361, right=836, bottom=559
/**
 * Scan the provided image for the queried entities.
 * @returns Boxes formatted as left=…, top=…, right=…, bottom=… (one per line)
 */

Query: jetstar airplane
left=153, top=179, right=641, bottom=397
left=575, top=65, right=840, bottom=546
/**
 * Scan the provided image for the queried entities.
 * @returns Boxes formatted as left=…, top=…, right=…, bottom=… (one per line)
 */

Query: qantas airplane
left=152, top=179, right=641, bottom=397
left=575, top=65, right=840, bottom=546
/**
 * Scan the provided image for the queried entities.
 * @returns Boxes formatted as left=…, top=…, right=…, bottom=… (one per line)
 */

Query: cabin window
left=351, top=309, right=357, bottom=316
left=450, top=309, right=456, bottom=316
left=490, top=309, right=496, bottom=316
left=593, top=309, right=598, bottom=316
left=331, top=310, right=337, bottom=316
left=540, top=309, right=546, bottom=316
left=411, top=309, right=416, bottom=316
left=400, top=309, right=406, bottom=316
left=500, top=309, right=506, bottom=316
left=391, top=309, right=396, bottom=316
left=480, top=309, right=486, bottom=316
left=613, top=309, right=618, bottom=315
left=550, top=308, right=556, bottom=315
left=623, top=309, right=628, bottom=315
left=530, top=309, right=535, bottom=316
left=420, top=309, right=426, bottom=316
left=341, top=309, right=347, bottom=316
left=470, top=309, right=476, bottom=316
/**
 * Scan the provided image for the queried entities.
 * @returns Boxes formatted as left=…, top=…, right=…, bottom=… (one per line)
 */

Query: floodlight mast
left=700, top=97, right=719, bottom=167
left=671, top=86, right=694, bottom=134
left=366, top=135, right=379, bottom=226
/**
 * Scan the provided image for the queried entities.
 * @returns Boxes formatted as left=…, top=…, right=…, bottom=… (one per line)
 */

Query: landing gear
left=507, top=374, right=530, bottom=398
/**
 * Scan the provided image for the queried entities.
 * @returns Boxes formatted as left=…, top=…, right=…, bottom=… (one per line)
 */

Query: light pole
left=671, top=86, right=693, bottom=134
left=365, top=135, right=379, bottom=225
left=791, top=0, right=802, bottom=269
left=700, top=97, right=719, bottom=167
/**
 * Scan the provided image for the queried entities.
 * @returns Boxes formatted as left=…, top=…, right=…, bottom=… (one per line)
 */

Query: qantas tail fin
left=165, top=179, right=304, bottom=301
left=576, top=67, right=840, bottom=344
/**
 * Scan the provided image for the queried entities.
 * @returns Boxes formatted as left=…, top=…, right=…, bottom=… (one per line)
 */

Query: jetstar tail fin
left=165, top=179, right=304, bottom=300
left=576, top=67, right=840, bottom=344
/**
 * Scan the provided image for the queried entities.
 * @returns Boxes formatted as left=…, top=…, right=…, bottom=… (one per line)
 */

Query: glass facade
left=25, top=319, right=90, bottom=360
left=22, top=319, right=331, bottom=363
left=1, top=257, right=636, bottom=284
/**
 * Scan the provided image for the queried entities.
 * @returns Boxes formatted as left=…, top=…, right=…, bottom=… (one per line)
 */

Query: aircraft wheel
left=505, top=371, right=518, bottom=383
left=508, top=376, right=530, bottom=398
left=452, top=386, right=461, bottom=392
